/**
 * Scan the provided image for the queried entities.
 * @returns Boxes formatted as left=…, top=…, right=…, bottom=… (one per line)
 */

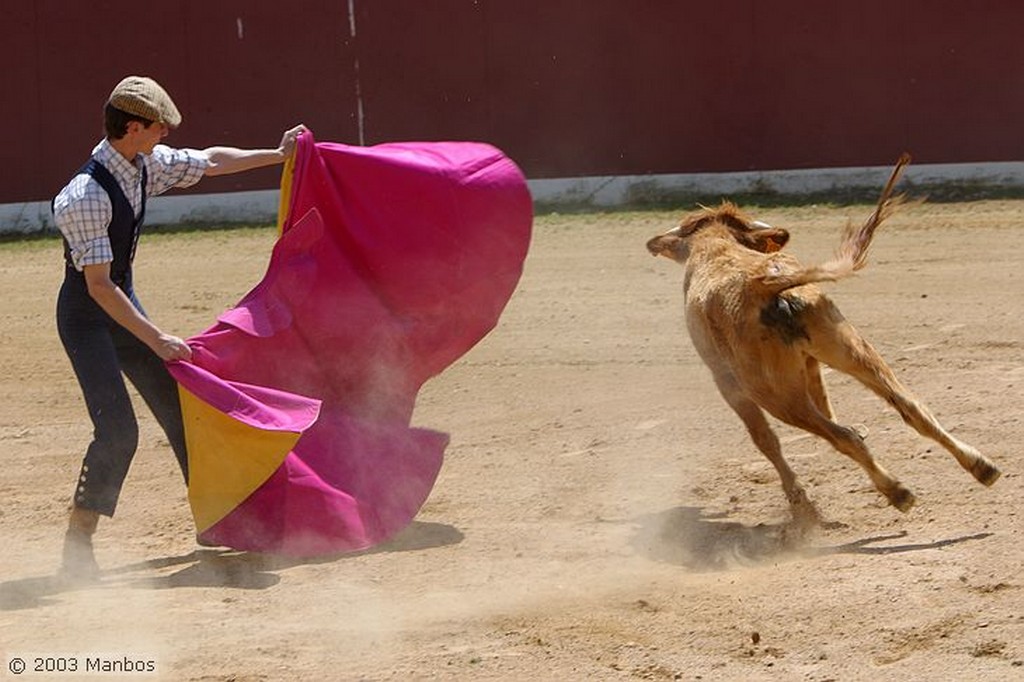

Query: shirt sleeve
left=52, top=174, right=114, bottom=270
left=144, top=145, right=210, bottom=196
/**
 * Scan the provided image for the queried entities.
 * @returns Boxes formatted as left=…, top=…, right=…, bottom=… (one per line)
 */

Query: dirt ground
left=1, top=199, right=1021, bottom=681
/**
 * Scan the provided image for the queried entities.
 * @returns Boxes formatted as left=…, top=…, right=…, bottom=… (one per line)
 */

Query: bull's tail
left=761, top=153, right=913, bottom=293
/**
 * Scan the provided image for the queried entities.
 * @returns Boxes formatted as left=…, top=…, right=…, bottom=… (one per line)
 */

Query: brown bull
left=646, top=155, right=1001, bottom=526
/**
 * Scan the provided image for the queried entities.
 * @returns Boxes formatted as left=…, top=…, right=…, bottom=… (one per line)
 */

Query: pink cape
left=167, top=132, right=532, bottom=555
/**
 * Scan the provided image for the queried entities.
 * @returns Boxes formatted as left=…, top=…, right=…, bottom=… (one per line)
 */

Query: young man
left=53, top=75, right=305, bottom=579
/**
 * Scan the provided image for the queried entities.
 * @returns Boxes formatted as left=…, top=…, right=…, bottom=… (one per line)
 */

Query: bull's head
left=646, top=202, right=790, bottom=263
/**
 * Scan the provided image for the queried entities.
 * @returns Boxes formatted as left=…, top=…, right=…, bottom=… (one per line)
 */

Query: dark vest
left=61, top=158, right=148, bottom=292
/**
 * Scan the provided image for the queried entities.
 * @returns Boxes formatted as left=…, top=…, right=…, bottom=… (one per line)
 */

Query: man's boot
left=59, top=506, right=101, bottom=582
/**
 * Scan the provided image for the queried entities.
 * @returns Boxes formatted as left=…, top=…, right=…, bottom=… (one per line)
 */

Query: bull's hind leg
left=807, top=357, right=869, bottom=439
left=805, top=357, right=835, bottom=421
left=812, top=321, right=1001, bottom=487
left=777, top=400, right=917, bottom=512
left=712, top=373, right=821, bottom=527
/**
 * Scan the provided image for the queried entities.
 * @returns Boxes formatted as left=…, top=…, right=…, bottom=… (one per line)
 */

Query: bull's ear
left=744, top=227, right=790, bottom=253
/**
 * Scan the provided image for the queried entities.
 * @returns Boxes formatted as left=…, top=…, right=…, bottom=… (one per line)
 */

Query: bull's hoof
left=790, top=502, right=822, bottom=531
left=971, top=459, right=1002, bottom=487
left=786, top=487, right=822, bottom=527
left=888, top=485, right=917, bottom=513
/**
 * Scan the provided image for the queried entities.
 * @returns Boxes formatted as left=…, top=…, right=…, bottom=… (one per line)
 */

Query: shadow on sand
left=631, top=506, right=992, bottom=572
left=0, top=521, right=463, bottom=610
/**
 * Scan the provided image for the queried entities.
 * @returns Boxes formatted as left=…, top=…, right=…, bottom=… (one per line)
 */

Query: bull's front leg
left=712, top=374, right=822, bottom=529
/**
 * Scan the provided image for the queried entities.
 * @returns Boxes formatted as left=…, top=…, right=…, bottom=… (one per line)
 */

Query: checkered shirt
left=53, top=139, right=210, bottom=270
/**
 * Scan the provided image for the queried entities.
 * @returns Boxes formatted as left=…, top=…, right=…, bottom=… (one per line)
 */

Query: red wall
left=4, top=1, right=1023, bottom=203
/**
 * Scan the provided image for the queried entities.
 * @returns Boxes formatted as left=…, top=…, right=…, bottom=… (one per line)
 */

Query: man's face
left=127, top=120, right=170, bottom=155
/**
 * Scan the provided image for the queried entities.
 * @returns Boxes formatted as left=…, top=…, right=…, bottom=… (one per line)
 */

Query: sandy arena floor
left=1, top=200, right=1021, bottom=681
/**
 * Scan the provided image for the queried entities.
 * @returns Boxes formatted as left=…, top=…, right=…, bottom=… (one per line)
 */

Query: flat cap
left=107, top=76, right=182, bottom=127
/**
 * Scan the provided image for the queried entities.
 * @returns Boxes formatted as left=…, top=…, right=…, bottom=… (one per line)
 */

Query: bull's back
left=685, top=259, right=825, bottom=381
left=684, top=264, right=764, bottom=370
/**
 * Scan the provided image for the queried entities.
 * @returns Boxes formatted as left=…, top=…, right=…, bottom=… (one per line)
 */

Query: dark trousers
left=57, top=277, right=188, bottom=517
